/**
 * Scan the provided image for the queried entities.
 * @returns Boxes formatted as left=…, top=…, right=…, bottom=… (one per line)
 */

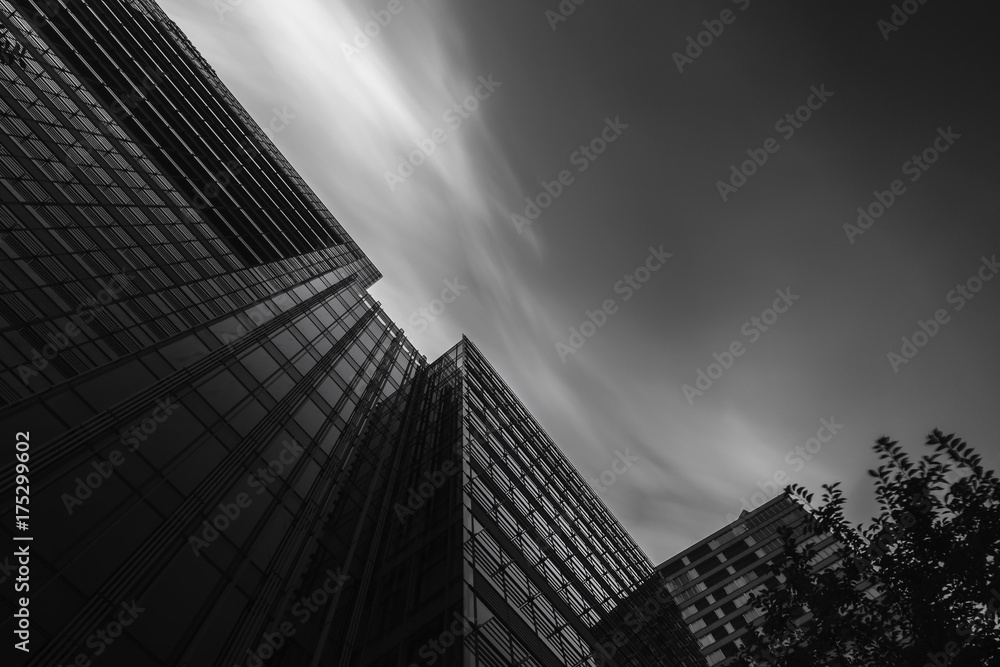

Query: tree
left=736, top=429, right=1000, bottom=667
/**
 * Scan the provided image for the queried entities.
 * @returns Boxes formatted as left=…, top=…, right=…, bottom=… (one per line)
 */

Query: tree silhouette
left=736, top=429, right=1000, bottom=667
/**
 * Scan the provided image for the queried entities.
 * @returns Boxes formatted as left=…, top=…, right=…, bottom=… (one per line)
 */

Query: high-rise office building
left=0, top=2, right=703, bottom=665
left=656, top=494, right=849, bottom=666
left=306, top=337, right=704, bottom=666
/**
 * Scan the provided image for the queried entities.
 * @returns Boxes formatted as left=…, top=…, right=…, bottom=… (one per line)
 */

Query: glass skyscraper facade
left=300, top=338, right=704, bottom=666
left=0, top=2, right=703, bottom=666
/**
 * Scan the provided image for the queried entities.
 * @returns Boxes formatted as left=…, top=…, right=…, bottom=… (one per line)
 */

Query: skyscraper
left=301, top=337, right=704, bottom=666
left=0, top=2, right=702, bottom=665
left=656, top=493, right=853, bottom=666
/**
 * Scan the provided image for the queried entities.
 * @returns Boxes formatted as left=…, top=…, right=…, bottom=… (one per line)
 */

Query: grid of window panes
left=231, top=339, right=476, bottom=667
left=454, top=338, right=685, bottom=666
left=0, top=272, right=424, bottom=666
left=196, top=313, right=431, bottom=667
left=0, top=3, right=718, bottom=665
left=128, top=0, right=368, bottom=266
left=134, top=0, right=380, bottom=283
left=258, top=337, right=701, bottom=667
left=657, top=495, right=846, bottom=666
left=306, top=345, right=471, bottom=667
left=0, top=1, right=378, bottom=405
left=593, top=571, right=708, bottom=667
left=5, top=0, right=376, bottom=275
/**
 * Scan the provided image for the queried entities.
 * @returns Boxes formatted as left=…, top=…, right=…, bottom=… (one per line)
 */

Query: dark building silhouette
left=0, top=2, right=703, bottom=665
left=313, top=338, right=704, bottom=666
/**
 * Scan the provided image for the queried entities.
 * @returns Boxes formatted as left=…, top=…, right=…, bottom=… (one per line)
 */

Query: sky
left=158, top=0, right=1000, bottom=565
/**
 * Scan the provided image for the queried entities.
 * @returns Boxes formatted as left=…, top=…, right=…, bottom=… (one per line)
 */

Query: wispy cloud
left=161, top=0, right=1000, bottom=566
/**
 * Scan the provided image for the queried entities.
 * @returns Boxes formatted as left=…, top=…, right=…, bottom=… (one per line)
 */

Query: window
left=78, top=359, right=156, bottom=411
left=162, top=334, right=210, bottom=369
left=293, top=400, right=326, bottom=437
left=240, top=347, right=280, bottom=383
left=196, top=369, right=247, bottom=417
